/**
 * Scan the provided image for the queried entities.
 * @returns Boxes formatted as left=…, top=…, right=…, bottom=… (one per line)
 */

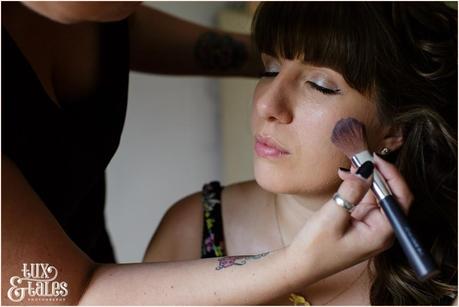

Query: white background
left=106, top=2, right=231, bottom=263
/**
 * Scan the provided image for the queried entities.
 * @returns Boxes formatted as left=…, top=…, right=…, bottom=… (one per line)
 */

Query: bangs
left=252, top=2, right=388, bottom=94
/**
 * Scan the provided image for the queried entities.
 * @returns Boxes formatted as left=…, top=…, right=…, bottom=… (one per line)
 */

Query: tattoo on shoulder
left=215, top=252, right=270, bottom=270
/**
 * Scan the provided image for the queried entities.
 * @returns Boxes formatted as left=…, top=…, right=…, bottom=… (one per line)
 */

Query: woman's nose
left=255, top=79, right=294, bottom=124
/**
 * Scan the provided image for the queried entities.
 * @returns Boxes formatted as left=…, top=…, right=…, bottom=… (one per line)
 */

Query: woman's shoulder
left=143, top=180, right=271, bottom=261
left=161, top=180, right=252, bottom=221
left=158, top=180, right=265, bottom=229
left=143, top=190, right=204, bottom=262
left=152, top=180, right=260, bottom=232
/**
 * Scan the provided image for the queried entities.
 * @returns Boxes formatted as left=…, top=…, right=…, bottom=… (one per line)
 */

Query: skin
left=252, top=53, right=392, bottom=196
left=2, top=2, right=406, bottom=305
left=2, top=151, right=403, bottom=305
left=144, top=55, right=410, bottom=305
left=2, top=2, right=260, bottom=108
left=22, top=1, right=141, bottom=24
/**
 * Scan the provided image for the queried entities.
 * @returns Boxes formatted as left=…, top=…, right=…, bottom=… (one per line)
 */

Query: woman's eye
left=260, top=71, right=279, bottom=78
left=306, top=81, right=341, bottom=95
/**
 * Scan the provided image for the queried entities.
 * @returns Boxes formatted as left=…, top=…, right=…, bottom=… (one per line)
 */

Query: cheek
left=254, top=143, right=348, bottom=195
left=254, top=96, right=379, bottom=195
left=254, top=104, right=352, bottom=195
left=250, top=83, right=266, bottom=134
left=290, top=108, right=352, bottom=191
left=292, top=97, right=381, bottom=179
left=250, top=99, right=257, bottom=133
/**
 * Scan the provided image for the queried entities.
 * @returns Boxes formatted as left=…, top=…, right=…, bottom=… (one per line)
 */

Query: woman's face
left=252, top=54, right=386, bottom=195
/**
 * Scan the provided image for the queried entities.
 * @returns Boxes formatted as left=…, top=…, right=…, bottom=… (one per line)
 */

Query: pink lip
left=254, top=135, right=290, bottom=158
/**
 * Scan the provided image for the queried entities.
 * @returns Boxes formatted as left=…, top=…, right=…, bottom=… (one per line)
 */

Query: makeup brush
left=331, top=117, right=439, bottom=281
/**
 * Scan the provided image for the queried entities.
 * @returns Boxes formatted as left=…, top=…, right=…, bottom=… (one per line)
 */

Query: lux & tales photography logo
left=7, top=263, right=68, bottom=303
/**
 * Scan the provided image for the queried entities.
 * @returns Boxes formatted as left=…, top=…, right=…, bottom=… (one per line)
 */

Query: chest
left=3, top=18, right=129, bottom=211
left=52, top=25, right=102, bottom=106
left=222, top=197, right=372, bottom=305
left=4, top=20, right=101, bottom=108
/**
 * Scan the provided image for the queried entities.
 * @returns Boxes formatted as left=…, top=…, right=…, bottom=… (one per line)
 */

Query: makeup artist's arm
left=128, top=5, right=262, bottom=77
left=2, top=154, right=404, bottom=305
left=1, top=155, right=287, bottom=305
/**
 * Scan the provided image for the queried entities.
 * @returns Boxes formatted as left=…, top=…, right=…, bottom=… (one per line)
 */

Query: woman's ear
left=379, top=125, right=404, bottom=153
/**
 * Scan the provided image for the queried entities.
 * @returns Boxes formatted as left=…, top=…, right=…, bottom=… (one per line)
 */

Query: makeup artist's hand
left=286, top=155, right=413, bottom=286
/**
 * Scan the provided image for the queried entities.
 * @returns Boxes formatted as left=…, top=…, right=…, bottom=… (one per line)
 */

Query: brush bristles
left=331, top=118, right=368, bottom=158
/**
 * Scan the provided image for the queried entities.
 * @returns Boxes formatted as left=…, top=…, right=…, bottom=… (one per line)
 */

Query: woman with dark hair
left=145, top=2, right=457, bottom=305
left=2, top=2, right=408, bottom=305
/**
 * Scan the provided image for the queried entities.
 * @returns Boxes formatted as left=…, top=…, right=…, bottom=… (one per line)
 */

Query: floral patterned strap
left=201, top=181, right=226, bottom=258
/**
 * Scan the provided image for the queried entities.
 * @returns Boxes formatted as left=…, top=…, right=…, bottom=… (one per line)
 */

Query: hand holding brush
left=331, top=117, right=439, bottom=281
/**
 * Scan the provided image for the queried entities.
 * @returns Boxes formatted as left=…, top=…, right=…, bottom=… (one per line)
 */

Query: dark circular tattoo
left=194, top=32, right=248, bottom=71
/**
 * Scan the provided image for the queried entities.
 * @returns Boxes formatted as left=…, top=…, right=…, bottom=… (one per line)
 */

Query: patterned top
left=201, top=181, right=226, bottom=258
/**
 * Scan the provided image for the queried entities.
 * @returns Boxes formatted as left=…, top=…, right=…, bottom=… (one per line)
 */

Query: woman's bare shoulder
left=143, top=191, right=203, bottom=262
left=143, top=180, right=272, bottom=261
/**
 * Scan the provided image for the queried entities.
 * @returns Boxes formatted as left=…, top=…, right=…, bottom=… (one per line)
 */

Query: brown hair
left=252, top=2, right=457, bottom=305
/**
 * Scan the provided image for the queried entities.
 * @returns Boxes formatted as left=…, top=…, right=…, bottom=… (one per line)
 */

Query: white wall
left=106, top=2, right=229, bottom=263
left=218, top=9, right=257, bottom=185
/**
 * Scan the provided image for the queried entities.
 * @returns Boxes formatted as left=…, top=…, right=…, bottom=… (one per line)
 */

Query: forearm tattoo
left=194, top=31, right=248, bottom=71
left=215, top=252, right=270, bottom=270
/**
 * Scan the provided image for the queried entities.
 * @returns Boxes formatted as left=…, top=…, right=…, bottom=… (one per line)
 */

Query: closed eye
left=306, top=81, right=341, bottom=95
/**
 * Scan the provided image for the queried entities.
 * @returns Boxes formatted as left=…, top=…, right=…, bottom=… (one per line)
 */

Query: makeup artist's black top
left=2, top=20, right=130, bottom=263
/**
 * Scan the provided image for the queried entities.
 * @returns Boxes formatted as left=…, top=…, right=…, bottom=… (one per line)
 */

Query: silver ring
left=332, top=193, right=355, bottom=213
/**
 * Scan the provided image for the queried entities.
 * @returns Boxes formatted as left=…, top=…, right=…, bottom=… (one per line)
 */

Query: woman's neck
left=274, top=192, right=332, bottom=246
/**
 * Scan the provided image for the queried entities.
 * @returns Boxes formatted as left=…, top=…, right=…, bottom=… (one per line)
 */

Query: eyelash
left=306, top=81, right=341, bottom=95
left=260, top=72, right=341, bottom=96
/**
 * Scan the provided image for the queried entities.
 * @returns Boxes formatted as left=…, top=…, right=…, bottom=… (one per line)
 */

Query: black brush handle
left=379, top=195, right=439, bottom=281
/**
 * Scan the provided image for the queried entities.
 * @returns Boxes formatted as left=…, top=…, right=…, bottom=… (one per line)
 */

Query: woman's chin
left=254, top=162, right=300, bottom=193
left=255, top=177, right=289, bottom=194
left=253, top=163, right=342, bottom=196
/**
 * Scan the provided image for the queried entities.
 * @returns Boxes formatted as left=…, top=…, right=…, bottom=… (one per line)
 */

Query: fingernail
left=356, top=161, right=374, bottom=179
left=338, top=167, right=350, bottom=172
